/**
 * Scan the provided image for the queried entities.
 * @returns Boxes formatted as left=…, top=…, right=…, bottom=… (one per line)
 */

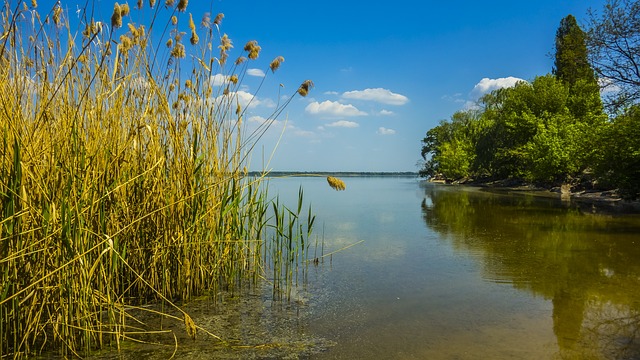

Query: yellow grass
left=0, top=1, right=313, bottom=357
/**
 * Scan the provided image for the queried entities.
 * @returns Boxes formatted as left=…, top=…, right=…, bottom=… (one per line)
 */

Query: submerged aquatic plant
left=0, top=1, right=313, bottom=357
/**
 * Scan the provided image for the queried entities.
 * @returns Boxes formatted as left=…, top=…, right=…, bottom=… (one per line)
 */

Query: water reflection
left=421, top=184, right=640, bottom=359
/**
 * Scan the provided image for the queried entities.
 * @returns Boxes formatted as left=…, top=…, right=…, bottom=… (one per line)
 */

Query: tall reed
left=0, top=1, right=313, bottom=357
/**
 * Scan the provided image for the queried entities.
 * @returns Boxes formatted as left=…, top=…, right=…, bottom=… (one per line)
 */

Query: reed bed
left=0, top=1, right=314, bottom=357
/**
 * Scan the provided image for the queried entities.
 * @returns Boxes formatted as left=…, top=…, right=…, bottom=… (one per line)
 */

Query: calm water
left=271, top=176, right=640, bottom=359
left=92, top=176, right=640, bottom=359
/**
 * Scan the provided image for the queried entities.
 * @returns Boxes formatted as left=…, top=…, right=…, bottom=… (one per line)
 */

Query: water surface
left=269, top=176, right=640, bottom=359
left=91, top=176, right=640, bottom=359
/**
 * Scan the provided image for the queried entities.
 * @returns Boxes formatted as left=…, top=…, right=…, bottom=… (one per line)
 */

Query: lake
left=270, top=175, right=640, bottom=359
left=92, top=175, right=640, bottom=359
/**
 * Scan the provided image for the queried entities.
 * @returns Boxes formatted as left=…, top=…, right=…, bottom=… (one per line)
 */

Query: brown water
left=89, top=176, right=640, bottom=359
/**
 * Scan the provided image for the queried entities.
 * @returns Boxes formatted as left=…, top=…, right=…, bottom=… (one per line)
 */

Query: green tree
left=594, top=105, right=640, bottom=198
left=420, top=111, right=478, bottom=180
left=554, top=15, right=598, bottom=88
left=554, top=15, right=603, bottom=119
left=419, top=12, right=614, bottom=189
left=476, top=75, right=603, bottom=183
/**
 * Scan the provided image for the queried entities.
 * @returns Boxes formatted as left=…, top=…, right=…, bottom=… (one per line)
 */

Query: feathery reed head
left=120, top=3, right=130, bottom=15
left=297, top=80, right=314, bottom=97
left=188, top=13, right=196, bottom=31
left=327, top=176, right=346, bottom=191
left=52, top=4, right=62, bottom=25
left=1, top=2, right=315, bottom=355
left=190, top=32, right=199, bottom=45
left=170, top=42, right=186, bottom=58
left=270, top=56, right=285, bottom=73
left=111, top=3, right=123, bottom=28
left=188, top=14, right=199, bottom=44
left=243, top=40, right=261, bottom=59
left=218, top=34, right=233, bottom=64
left=201, top=12, right=211, bottom=28
left=177, top=0, right=188, bottom=11
left=214, top=13, right=224, bottom=25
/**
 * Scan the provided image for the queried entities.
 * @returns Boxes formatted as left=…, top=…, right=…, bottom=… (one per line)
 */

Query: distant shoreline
left=250, top=171, right=419, bottom=177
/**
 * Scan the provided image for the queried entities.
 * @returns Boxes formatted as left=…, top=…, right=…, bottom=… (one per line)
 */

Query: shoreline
left=426, top=178, right=640, bottom=214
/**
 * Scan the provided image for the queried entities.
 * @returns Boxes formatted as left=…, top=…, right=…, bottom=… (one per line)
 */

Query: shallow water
left=274, top=176, right=640, bottom=359
left=89, top=176, right=640, bottom=359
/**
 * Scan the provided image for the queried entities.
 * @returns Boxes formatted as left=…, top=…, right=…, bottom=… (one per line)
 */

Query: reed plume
left=327, top=176, right=347, bottom=191
left=0, top=1, right=314, bottom=357
left=270, top=56, right=285, bottom=73
left=298, top=80, right=314, bottom=97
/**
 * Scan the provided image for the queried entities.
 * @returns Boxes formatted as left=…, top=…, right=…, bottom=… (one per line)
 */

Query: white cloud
left=326, top=120, right=359, bottom=128
left=377, top=127, right=396, bottom=135
left=248, top=115, right=281, bottom=126
left=470, top=77, right=525, bottom=98
left=217, top=91, right=275, bottom=109
left=379, top=109, right=394, bottom=116
left=247, top=68, right=265, bottom=77
left=342, top=88, right=409, bottom=105
left=305, top=100, right=367, bottom=117
left=210, top=74, right=229, bottom=86
left=441, top=93, right=466, bottom=104
left=598, top=77, right=621, bottom=95
left=324, top=91, right=339, bottom=95
left=294, top=129, right=315, bottom=137
left=248, top=115, right=315, bottom=138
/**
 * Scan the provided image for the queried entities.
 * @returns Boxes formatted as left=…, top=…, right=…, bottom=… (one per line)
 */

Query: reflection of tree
left=421, top=185, right=640, bottom=357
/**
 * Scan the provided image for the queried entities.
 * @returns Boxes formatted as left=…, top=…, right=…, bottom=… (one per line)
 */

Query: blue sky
left=56, top=0, right=609, bottom=172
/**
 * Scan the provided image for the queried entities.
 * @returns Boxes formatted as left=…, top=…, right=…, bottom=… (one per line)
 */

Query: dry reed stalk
left=0, top=1, right=314, bottom=357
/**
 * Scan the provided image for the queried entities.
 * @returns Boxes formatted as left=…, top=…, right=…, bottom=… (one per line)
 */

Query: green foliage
left=420, top=111, right=478, bottom=179
left=420, top=11, right=609, bottom=185
left=419, top=7, right=640, bottom=196
left=554, top=15, right=597, bottom=88
left=420, top=75, right=607, bottom=184
left=594, top=106, right=640, bottom=198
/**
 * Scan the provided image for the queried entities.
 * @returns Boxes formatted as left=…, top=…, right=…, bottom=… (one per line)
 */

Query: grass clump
left=0, top=1, right=313, bottom=357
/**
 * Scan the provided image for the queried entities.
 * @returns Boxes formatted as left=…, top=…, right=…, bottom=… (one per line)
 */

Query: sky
left=50, top=0, right=610, bottom=172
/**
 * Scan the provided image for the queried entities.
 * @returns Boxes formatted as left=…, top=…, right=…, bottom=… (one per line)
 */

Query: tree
left=476, top=75, right=604, bottom=183
left=586, top=0, right=640, bottom=109
left=554, top=15, right=598, bottom=88
left=594, top=105, right=640, bottom=198
left=554, top=15, right=603, bottom=119
left=420, top=111, right=478, bottom=179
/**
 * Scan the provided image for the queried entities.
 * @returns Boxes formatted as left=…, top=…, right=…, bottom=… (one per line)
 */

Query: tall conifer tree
left=553, top=15, right=597, bottom=87
left=554, top=15, right=603, bottom=121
